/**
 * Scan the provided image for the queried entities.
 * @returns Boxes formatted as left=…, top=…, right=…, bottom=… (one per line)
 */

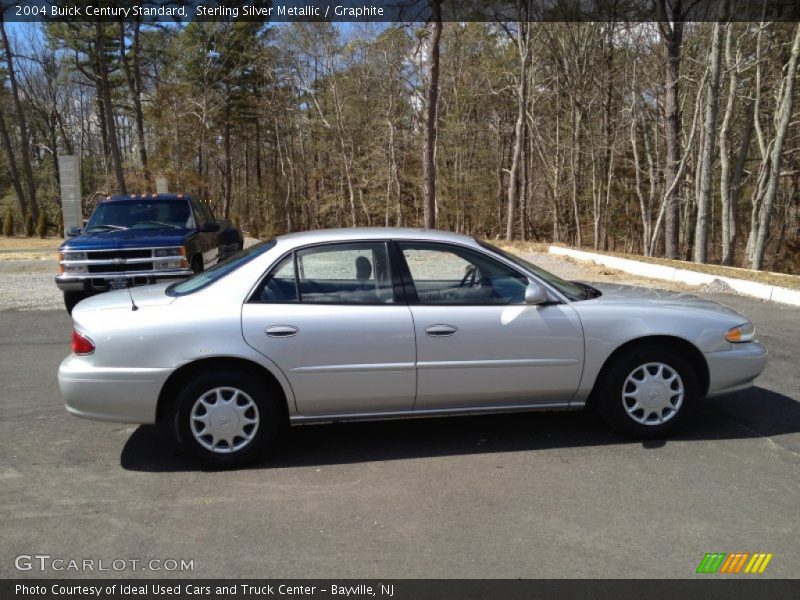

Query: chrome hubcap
left=622, top=362, right=684, bottom=425
left=190, top=387, right=259, bottom=454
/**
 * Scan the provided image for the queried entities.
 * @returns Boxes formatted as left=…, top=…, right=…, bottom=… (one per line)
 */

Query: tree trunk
left=119, top=21, right=150, bottom=186
left=422, top=2, right=442, bottom=230
left=1, top=21, right=38, bottom=220
left=0, top=101, right=29, bottom=220
left=658, top=2, right=684, bottom=258
left=95, top=23, right=126, bottom=194
left=718, top=24, right=737, bottom=266
left=506, top=22, right=529, bottom=241
left=223, top=91, right=233, bottom=220
left=693, top=20, right=724, bottom=263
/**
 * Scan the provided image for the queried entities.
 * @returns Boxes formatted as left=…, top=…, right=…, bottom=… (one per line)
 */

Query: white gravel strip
left=0, top=260, right=63, bottom=311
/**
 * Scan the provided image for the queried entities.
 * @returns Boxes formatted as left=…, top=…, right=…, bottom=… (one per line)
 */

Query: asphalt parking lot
left=2, top=289, right=799, bottom=579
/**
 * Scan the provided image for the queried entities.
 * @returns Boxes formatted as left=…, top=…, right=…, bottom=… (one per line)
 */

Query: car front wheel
left=174, top=370, right=284, bottom=467
left=596, top=345, right=698, bottom=438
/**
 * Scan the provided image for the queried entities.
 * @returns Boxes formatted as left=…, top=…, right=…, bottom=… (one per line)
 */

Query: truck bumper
left=56, top=269, right=193, bottom=293
left=705, top=341, right=768, bottom=397
left=59, top=354, right=173, bottom=424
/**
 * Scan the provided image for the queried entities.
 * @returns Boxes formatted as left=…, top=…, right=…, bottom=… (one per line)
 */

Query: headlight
left=63, top=264, right=88, bottom=274
left=61, top=251, right=87, bottom=261
left=725, top=322, right=755, bottom=343
left=154, top=247, right=184, bottom=257
left=156, top=258, right=187, bottom=269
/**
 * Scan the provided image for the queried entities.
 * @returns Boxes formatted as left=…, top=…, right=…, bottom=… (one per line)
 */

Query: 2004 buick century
left=59, top=228, right=768, bottom=466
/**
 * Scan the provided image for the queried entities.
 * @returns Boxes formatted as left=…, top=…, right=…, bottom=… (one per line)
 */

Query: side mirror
left=524, top=281, right=548, bottom=305
left=201, top=222, right=221, bottom=233
left=66, top=226, right=82, bottom=237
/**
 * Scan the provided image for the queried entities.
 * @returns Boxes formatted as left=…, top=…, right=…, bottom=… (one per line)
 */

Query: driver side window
left=399, top=242, right=528, bottom=305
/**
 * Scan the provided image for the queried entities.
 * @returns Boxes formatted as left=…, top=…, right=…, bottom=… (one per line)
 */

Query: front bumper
left=58, top=354, right=173, bottom=424
left=705, top=340, right=768, bottom=397
left=56, top=269, right=192, bottom=292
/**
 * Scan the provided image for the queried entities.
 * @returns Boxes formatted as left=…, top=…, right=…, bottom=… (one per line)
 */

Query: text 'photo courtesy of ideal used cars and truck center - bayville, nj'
left=1, top=1, right=800, bottom=599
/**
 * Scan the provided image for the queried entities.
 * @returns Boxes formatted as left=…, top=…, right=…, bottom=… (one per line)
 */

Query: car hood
left=583, top=282, right=745, bottom=318
left=73, top=282, right=176, bottom=314
left=61, top=228, right=192, bottom=251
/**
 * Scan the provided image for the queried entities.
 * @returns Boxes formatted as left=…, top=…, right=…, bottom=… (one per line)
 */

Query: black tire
left=174, top=370, right=284, bottom=468
left=191, top=255, right=204, bottom=274
left=595, top=344, right=698, bottom=438
left=64, top=291, right=88, bottom=315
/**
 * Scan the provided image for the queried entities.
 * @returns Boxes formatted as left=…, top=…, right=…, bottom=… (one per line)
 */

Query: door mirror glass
left=524, top=282, right=548, bottom=305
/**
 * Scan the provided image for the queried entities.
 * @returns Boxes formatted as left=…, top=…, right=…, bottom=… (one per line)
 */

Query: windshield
left=478, top=241, right=588, bottom=301
left=167, top=240, right=276, bottom=296
left=86, top=200, right=194, bottom=231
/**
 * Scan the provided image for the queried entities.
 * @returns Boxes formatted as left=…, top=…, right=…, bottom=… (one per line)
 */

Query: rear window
left=166, top=240, right=276, bottom=296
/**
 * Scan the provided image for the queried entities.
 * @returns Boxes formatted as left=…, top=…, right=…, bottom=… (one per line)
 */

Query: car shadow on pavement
left=120, top=386, right=800, bottom=472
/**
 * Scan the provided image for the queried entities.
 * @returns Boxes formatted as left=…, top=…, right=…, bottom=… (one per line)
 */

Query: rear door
left=396, top=241, right=584, bottom=409
left=242, top=241, right=417, bottom=416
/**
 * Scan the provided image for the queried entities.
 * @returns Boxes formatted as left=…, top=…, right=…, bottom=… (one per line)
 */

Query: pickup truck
left=56, top=193, right=243, bottom=313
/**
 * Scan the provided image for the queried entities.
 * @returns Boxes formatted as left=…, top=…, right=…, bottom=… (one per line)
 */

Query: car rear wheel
left=64, top=291, right=88, bottom=315
left=174, top=370, right=284, bottom=467
left=595, top=345, right=698, bottom=438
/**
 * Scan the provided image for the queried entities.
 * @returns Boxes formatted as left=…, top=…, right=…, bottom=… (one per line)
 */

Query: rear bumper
left=56, top=269, right=192, bottom=292
left=705, top=341, right=768, bottom=397
left=58, top=354, right=173, bottom=424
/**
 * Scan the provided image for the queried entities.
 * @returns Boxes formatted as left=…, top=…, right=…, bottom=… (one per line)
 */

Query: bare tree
left=422, top=0, right=442, bottom=229
left=1, top=20, right=38, bottom=219
left=504, top=17, right=532, bottom=241
left=749, top=23, right=800, bottom=269
left=693, top=16, right=725, bottom=263
left=656, top=0, right=686, bottom=258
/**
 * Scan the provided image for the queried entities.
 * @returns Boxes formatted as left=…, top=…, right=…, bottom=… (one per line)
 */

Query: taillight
left=72, top=329, right=95, bottom=355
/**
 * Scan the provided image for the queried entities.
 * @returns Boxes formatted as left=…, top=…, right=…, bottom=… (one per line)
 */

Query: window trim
left=392, top=240, right=537, bottom=307
left=247, top=240, right=407, bottom=306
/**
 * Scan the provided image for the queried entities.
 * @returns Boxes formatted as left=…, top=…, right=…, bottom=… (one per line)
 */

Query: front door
left=396, top=241, right=584, bottom=409
left=242, top=241, right=416, bottom=416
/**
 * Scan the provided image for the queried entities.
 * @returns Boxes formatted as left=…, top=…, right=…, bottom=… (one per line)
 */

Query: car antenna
left=126, top=282, right=139, bottom=311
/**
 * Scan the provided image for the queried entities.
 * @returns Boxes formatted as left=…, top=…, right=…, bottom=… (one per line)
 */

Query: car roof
left=275, top=227, right=478, bottom=247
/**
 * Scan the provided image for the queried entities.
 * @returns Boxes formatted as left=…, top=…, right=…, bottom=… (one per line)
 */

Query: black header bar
left=2, top=0, right=800, bottom=23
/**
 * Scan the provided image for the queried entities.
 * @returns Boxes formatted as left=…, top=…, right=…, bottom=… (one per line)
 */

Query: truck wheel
left=191, top=256, right=203, bottom=274
left=64, top=291, right=87, bottom=315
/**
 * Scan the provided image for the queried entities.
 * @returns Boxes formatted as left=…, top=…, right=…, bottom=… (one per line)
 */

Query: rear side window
left=257, top=255, right=298, bottom=302
left=253, top=242, right=395, bottom=305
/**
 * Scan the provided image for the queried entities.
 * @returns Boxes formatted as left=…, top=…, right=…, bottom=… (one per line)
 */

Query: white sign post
left=58, top=155, right=82, bottom=237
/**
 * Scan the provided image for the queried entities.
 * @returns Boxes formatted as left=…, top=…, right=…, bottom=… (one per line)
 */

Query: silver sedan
left=58, top=228, right=768, bottom=466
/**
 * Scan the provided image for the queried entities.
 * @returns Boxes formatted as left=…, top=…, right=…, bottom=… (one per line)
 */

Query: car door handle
left=265, top=325, right=299, bottom=338
left=425, top=324, right=458, bottom=337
